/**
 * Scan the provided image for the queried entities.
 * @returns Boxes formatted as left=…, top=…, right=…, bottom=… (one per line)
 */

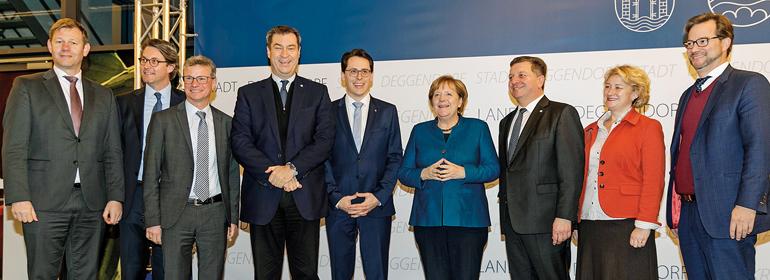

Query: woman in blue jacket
left=398, top=75, right=500, bottom=280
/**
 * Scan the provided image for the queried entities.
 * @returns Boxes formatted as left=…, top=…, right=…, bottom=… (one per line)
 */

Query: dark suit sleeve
left=2, top=77, right=33, bottom=204
left=103, top=90, right=125, bottom=202
left=231, top=86, right=280, bottom=184
left=227, top=118, right=241, bottom=223
left=554, top=105, right=585, bottom=222
left=373, top=108, right=403, bottom=206
left=735, top=74, right=770, bottom=214
left=325, top=159, right=342, bottom=207
left=142, top=114, right=164, bottom=228
left=398, top=127, right=426, bottom=189
left=462, top=122, right=499, bottom=184
left=288, top=86, right=335, bottom=178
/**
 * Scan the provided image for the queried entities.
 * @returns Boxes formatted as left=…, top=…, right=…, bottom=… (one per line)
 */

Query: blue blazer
left=666, top=65, right=770, bottom=238
left=231, top=76, right=335, bottom=225
left=325, top=96, right=403, bottom=217
left=398, top=115, right=499, bottom=227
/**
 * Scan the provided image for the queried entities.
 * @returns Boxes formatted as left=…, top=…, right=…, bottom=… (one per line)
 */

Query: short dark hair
left=341, top=48, right=374, bottom=73
left=510, top=56, right=548, bottom=90
left=49, top=18, right=88, bottom=43
left=266, top=25, right=301, bottom=47
left=141, top=38, right=178, bottom=80
left=683, top=13, right=734, bottom=56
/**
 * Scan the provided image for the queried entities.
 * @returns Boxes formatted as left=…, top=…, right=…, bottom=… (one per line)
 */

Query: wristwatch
left=286, top=162, right=298, bottom=176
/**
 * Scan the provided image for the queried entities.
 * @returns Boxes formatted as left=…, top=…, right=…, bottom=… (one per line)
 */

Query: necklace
left=437, top=118, right=459, bottom=132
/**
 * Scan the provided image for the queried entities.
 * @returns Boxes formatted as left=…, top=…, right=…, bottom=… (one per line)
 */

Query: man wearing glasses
left=324, top=49, right=402, bottom=280
left=231, top=25, right=334, bottom=279
left=143, top=56, right=240, bottom=279
left=116, top=38, right=185, bottom=280
left=666, top=13, right=770, bottom=279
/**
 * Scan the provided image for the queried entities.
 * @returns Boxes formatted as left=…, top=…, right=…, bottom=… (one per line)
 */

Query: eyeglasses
left=683, top=37, right=721, bottom=49
left=182, top=76, right=212, bottom=84
left=345, top=69, right=371, bottom=77
left=138, top=57, right=168, bottom=67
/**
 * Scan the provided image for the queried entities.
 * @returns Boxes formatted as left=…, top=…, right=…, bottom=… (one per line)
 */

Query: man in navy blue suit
left=325, top=49, right=403, bottom=280
left=666, top=13, right=770, bottom=279
left=231, top=25, right=335, bottom=280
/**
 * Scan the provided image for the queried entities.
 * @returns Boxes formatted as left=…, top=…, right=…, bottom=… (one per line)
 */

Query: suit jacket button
left=442, top=149, right=446, bottom=154
left=278, top=154, right=282, bottom=158
left=598, top=172, right=604, bottom=176
left=77, top=138, right=81, bottom=142
left=599, top=184, right=604, bottom=189
left=358, top=158, right=361, bottom=162
left=599, top=160, right=605, bottom=165
left=73, top=161, right=77, bottom=165
left=355, top=175, right=359, bottom=179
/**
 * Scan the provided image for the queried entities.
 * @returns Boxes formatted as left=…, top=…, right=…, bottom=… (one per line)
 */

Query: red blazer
left=578, top=109, right=665, bottom=225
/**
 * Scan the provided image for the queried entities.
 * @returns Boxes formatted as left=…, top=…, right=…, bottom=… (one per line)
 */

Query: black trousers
left=413, top=226, right=488, bottom=280
left=503, top=218, right=570, bottom=280
left=119, top=183, right=164, bottom=280
left=250, top=191, right=320, bottom=280
left=576, top=219, right=658, bottom=280
left=22, top=188, right=104, bottom=280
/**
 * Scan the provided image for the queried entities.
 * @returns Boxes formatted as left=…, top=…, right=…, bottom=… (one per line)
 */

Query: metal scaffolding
left=133, top=0, right=192, bottom=89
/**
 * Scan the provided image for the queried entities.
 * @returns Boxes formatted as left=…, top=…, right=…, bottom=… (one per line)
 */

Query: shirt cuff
left=634, top=220, right=660, bottom=230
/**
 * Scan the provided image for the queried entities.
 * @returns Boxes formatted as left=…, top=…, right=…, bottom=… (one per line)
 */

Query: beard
left=689, top=51, right=721, bottom=71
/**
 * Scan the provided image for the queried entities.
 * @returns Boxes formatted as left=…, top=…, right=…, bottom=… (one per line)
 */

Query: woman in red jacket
left=575, top=65, right=665, bottom=280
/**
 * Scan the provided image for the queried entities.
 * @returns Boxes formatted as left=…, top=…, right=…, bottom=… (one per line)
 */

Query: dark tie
left=352, top=102, right=364, bottom=152
left=695, top=76, right=711, bottom=92
left=194, top=111, right=209, bottom=201
left=63, top=76, right=82, bottom=136
left=152, top=92, right=162, bottom=113
left=507, top=108, right=527, bottom=161
left=280, top=80, right=289, bottom=107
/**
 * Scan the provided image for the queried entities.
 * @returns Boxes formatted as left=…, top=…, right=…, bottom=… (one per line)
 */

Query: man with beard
left=666, top=13, right=770, bottom=279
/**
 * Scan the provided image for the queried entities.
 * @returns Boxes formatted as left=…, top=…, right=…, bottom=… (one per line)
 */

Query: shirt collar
left=271, top=73, right=296, bottom=87
left=185, top=100, right=212, bottom=119
left=53, top=66, right=82, bottom=81
left=345, top=92, right=371, bottom=109
left=144, top=83, right=172, bottom=97
left=698, top=62, right=729, bottom=89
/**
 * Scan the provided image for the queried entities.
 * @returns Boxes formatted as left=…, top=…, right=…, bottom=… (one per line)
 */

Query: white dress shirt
left=138, top=84, right=172, bottom=179
left=185, top=101, right=221, bottom=199
left=53, top=66, right=84, bottom=184
left=345, top=92, right=371, bottom=138
left=697, top=62, right=729, bottom=89
left=507, top=94, right=545, bottom=151
left=272, top=73, right=296, bottom=91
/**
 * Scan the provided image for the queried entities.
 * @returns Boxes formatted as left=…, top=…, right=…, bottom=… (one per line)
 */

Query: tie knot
left=154, top=92, right=162, bottom=100
left=196, top=111, right=206, bottom=119
left=64, top=76, right=78, bottom=83
left=695, top=76, right=711, bottom=92
left=281, top=80, right=289, bottom=87
left=518, top=108, right=527, bottom=115
left=353, top=101, right=364, bottom=109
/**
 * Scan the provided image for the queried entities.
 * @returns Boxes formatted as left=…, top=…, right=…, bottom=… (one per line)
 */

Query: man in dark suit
left=2, top=18, right=124, bottom=279
left=116, top=38, right=185, bottom=280
left=231, top=25, right=335, bottom=279
left=666, top=13, right=770, bottom=279
left=325, top=49, right=402, bottom=280
left=498, top=56, right=584, bottom=279
left=143, top=56, right=240, bottom=280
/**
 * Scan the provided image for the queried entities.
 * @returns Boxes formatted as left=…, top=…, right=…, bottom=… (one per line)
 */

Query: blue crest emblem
left=615, top=0, right=676, bottom=32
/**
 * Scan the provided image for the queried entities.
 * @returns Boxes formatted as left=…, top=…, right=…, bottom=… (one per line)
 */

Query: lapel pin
left=374, top=109, right=377, bottom=112
left=539, top=110, right=543, bottom=113
left=300, top=84, right=304, bottom=88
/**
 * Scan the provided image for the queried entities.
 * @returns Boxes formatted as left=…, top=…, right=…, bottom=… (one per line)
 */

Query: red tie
left=64, top=76, right=82, bottom=136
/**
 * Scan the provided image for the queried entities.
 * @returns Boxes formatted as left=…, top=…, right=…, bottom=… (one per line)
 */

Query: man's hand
left=572, top=229, right=578, bottom=244
left=265, top=164, right=295, bottom=188
left=730, top=205, right=756, bottom=241
left=337, top=195, right=359, bottom=215
left=146, top=226, right=162, bottom=245
left=630, top=228, right=651, bottom=248
left=552, top=218, right=572, bottom=245
left=103, top=201, right=123, bottom=225
left=11, top=201, right=37, bottom=223
left=227, top=223, right=237, bottom=240
left=437, top=159, right=465, bottom=181
left=420, top=159, right=444, bottom=181
left=671, top=228, right=679, bottom=239
left=281, top=177, right=303, bottom=192
left=348, top=192, right=380, bottom=218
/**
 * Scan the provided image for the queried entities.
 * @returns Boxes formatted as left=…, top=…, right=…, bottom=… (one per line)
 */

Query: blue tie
left=695, top=76, right=711, bottom=92
left=280, top=80, right=289, bottom=107
left=507, top=108, right=527, bottom=161
left=353, top=102, right=364, bottom=152
left=152, top=92, right=162, bottom=113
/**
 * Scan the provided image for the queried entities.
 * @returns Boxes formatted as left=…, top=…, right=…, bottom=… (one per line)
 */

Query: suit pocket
left=27, top=159, right=49, bottom=171
left=620, top=184, right=642, bottom=196
left=536, top=183, right=558, bottom=194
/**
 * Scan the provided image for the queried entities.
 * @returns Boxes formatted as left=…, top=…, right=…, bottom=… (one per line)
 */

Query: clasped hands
left=420, top=158, right=465, bottom=181
left=265, top=164, right=302, bottom=191
left=338, top=192, right=380, bottom=218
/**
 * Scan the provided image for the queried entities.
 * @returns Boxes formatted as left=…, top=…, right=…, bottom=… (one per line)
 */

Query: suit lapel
left=211, top=106, right=228, bottom=179
left=287, top=78, right=306, bottom=135
left=695, top=66, right=732, bottom=135
left=132, top=88, right=145, bottom=139
left=78, top=79, right=97, bottom=134
left=259, top=79, right=282, bottom=147
left=335, top=98, right=357, bottom=152
left=43, top=69, right=77, bottom=136
left=511, top=96, right=548, bottom=164
left=175, top=103, right=194, bottom=156
left=360, top=97, right=378, bottom=152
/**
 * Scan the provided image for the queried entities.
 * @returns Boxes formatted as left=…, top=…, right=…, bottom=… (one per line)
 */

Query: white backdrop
left=5, top=43, right=770, bottom=279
